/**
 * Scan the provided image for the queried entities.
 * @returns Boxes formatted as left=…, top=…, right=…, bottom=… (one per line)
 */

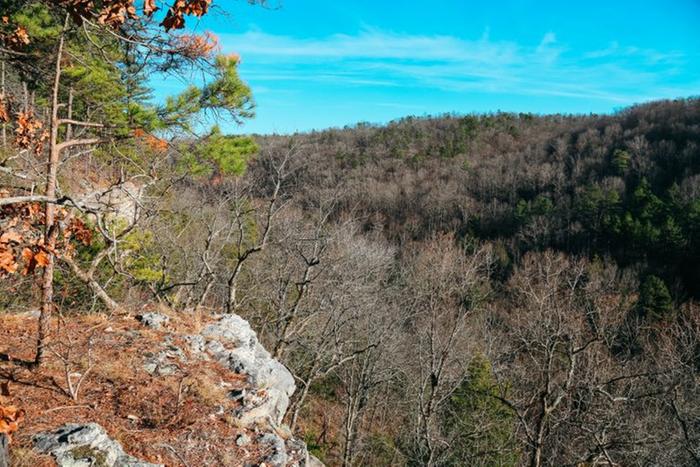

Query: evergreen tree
left=637, top=275, right=673, bottom=322
left=441, top=355, right=518, bottom=466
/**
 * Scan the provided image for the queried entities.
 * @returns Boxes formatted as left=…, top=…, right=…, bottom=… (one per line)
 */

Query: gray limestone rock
left=138, top=313, right=170, bottom=330
left=236, top=433, right=251, bottom=447
left=199, top=314, right=296, bottom=426
left=258, top=433, right=288, bottom=467
left=33, top=423, right=162, bottom=467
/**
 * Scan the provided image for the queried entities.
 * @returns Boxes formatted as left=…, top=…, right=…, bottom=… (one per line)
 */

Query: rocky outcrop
left=34, top=423, right=161, bottom=467
left=197, top=314, right=296, bottom=427
left=142, top=313, right=296, bottom=428
left=33, top=313, right=320, bottom=467
left=0, top=433, right=9, bottom=467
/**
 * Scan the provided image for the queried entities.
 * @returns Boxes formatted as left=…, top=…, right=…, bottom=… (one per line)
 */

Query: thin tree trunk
left=0, top=433, right=8, bottom=467
left=226, top=259, right=245, bottom=313
left=290, top=379, right=313, bottom=432
left=1, top=61, right=6, bottom=147
left=62, top=254, right=120, bottom=312
left=21, top=81, right=27, bottom=112
left=341, top=392, right=359, bottom=467
left=36, top=15, right=68, bottom=366
left=66, top=87, right=73, bottom=141
left=530, top=413, right=546, bottom=467
left=273, top=260, right=315, bottom=359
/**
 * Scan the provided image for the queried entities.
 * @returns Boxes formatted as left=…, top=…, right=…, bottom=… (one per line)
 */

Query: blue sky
left=171, top=0, right=700, bottom=134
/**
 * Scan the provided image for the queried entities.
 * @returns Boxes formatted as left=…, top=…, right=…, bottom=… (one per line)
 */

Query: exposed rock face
left=80, top=181, right=144, bottom=223
left=198, top=314, right=296, bottom=426
left=0, top=433, right=9, bottom=467
left=33, top=313, right=319, bottom=466
left=34, top=423, right=161, bottom=467
left=142, top=313, right=297, bottom=427
left=259, top=432, right=288, bottom=466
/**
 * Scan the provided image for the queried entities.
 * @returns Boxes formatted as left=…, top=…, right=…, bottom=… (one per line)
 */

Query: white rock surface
left=34, top=423, right=161, bottom=467
left=138, top=312, right=169, bottom=329
left=199, top=314, right=296, bottom=426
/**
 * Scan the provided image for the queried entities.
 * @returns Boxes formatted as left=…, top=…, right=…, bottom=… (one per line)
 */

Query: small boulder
left=258, top=433, right=288, bottom=467
left=236, top=433, right=251, bottom=447
left=142, top=344, right=184, bottom=376
left=137, top=313, right=169, bottom=330
left=34, top=423, right=162, bottom=467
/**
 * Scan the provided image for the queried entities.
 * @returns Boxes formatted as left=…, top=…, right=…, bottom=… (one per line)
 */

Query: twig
left=156, top=443, right=190, bottom=467
left=42, top=404, right=93, bottom=413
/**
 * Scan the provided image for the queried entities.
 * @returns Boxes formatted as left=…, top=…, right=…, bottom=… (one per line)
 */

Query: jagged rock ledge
left=33, top=313, right=324, bottom=467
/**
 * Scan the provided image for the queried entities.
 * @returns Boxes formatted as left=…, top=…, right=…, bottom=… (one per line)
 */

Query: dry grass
left=9, top=446, right=53, bottom=467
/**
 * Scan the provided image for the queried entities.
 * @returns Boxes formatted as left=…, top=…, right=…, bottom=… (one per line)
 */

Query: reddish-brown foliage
left=133, top=128, right=169, bottom=153
left=0, top=191, right=91, bottom=278
left=0, top=384, right=24, bottom=442
left=174, top=31, right=219, bottom=60
left=14, top=111, right=47, bottom=156
left=161, top=0, right=212, bottom=31
left=0, top=96, right=9, bottom=123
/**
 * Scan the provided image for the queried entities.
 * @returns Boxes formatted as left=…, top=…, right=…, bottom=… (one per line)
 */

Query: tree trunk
left=36, top=16, right=68, bottom=366
left=0, top=433, right=8, bottom=467
left=1, top=62, right=6, bottom=148
left=341, top=393, right=359, bottom=467
left=289, top=379, right=312, bottom=432
left=225, top=260, right=244, bottom=313
left=62, top=255, right=120, bottom=312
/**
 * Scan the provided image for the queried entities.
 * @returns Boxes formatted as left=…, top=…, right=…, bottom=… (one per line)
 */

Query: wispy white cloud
left=216, top=27, right=694, bottom=104
left=222, top=27, right=519, bottom=64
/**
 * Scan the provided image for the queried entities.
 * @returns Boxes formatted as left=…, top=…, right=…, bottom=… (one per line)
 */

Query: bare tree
left=399, top=236, right=494, bottom=467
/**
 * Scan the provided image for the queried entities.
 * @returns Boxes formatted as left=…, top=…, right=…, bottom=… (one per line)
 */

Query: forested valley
left=0, top=1, right=699, bottom=466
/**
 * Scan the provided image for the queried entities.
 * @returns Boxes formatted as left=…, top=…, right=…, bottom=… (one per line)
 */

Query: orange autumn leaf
left=0, top=403, right=25, bottom=441
left=67, top=218, right=92, bottom=245
left=9, top=26, right=30, bottom=46
left=14, top=110, right=44, bottom=153
left=144, top=0, right=158, bottom=16
left=0, top=247, right=17, bottom=274
left=20, top=248, right=48, bottom=275
left=0, top=96, right=8, bottom=123
left=34, top=250, right=50, bottom=267
left=162, top=0, right=211, bottom=31
left=20, top=247, right=32, bottom=263
left=96, top=0, right=141, bottom=26
left=20, top=248, right=35, bottom=275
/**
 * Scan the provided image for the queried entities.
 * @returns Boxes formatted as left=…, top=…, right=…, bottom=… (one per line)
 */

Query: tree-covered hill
left=255, top=97, right=700, bottom=300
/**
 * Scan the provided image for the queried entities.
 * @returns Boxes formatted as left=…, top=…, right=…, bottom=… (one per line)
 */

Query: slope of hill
left=254, top=98, right=700, bottom=297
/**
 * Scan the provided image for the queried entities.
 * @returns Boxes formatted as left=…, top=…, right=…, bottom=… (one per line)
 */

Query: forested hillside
left=230, top=100, right=700, bottom=465
left=253, top=99, right=700, bottom=299
left=0, top=1, right=698, bottom=466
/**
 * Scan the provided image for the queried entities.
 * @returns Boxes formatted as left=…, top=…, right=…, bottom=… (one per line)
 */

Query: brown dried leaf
left=144, top=0, right=158, bottom=16
left=34, top=250, right=49, bottom=267
left=0, top=96, right=8, bottom=123
left=0, top=247, right=17, bottom=274
left=0, top=230, right=22, bottom=244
